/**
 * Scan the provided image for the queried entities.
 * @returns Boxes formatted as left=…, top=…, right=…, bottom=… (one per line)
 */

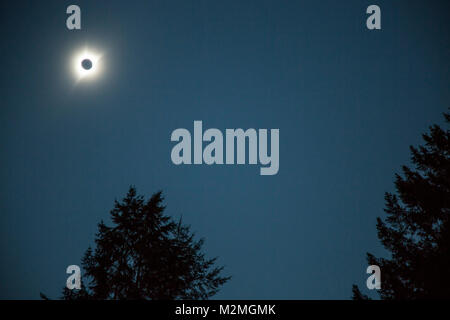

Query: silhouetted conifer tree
left=353, top=112, right=450, bottom=299
left=62, top=187, right=230, bottom=300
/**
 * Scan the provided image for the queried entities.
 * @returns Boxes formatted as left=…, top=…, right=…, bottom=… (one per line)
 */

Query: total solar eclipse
left=72, top=49, right=102, bottom=80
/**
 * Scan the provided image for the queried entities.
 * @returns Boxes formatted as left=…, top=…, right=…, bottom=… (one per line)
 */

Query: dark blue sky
left=1, top=0, right=449, bottom=299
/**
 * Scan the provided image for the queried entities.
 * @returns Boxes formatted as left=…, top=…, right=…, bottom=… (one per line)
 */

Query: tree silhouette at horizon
left=353, top=111, right=450, bottom=299
left=56, top=187, right=230, bottom=300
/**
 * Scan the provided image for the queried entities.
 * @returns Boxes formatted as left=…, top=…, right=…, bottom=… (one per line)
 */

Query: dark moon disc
left=81, top=59, right=93, bottom=70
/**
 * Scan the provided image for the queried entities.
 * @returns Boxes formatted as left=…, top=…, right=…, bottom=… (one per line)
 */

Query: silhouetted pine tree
left=63, top=187, right=230, bottom=300
left=353, top=112, right=450, bottom=299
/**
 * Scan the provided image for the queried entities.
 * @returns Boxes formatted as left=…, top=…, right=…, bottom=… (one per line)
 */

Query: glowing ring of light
left=72, top=49, right=102, bottom=80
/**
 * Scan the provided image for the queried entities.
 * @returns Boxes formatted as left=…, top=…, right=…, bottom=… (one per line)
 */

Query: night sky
left=1, top=0, right=449, bottom=299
